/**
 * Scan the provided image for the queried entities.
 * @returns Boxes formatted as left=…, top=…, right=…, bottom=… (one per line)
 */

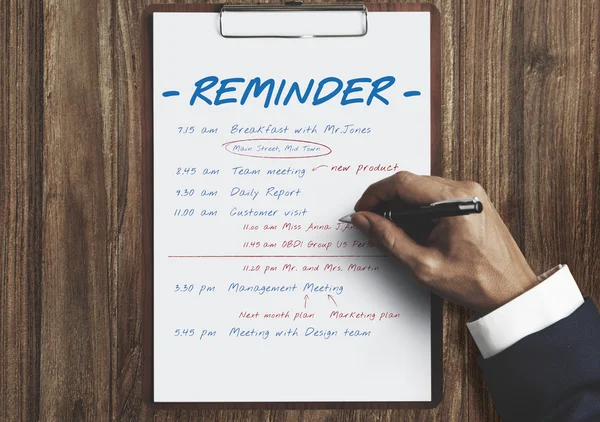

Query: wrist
left=467, top=264, right=583, bottom=358
left=484, top=266, right=539, bottom=314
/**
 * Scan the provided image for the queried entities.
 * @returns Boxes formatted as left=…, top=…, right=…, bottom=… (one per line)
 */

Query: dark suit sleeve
left=479, top=298, right=600, bottom=422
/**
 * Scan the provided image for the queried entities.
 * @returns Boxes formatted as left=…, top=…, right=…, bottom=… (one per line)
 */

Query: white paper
left=153, top=11, right=432, bottom=403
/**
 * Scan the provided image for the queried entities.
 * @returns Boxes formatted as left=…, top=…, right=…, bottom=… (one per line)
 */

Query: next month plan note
left=152, top=12, right=432, bottom=402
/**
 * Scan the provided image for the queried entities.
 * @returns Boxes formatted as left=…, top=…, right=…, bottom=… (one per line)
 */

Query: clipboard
left=142, top=2, right=442, bottom=410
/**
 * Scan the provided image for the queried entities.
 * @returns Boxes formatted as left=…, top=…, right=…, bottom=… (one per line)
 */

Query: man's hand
left=352, top=171, right=538, bottom=314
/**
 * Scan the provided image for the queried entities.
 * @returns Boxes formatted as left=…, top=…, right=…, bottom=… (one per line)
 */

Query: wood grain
left=1, top=0, right=599, bottom=421
left=0, top=1, right=44, bottom=421
left=523, top=0, right=600, bottom=296
left=41, top=1, right=114, bottom=420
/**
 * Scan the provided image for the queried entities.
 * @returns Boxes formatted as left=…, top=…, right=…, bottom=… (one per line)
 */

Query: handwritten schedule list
left=152, top=12, right=433, bottom=403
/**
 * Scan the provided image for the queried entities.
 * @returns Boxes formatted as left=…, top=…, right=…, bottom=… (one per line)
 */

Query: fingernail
left=352, top=213, right=371, bottom=235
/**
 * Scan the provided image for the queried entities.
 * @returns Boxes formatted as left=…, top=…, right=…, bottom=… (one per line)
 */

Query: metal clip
left=219, top=4, right=368, bottom=38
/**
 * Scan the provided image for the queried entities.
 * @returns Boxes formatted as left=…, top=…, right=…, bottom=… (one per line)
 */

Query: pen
left=339, top=197, right=483, bottom=223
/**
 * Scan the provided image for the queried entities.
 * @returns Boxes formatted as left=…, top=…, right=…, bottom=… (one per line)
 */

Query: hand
left=352, top=171, right=538, bottom=314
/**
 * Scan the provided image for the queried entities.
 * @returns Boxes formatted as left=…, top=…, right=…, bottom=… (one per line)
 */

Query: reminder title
left=187, top=76, right=396, bottom=108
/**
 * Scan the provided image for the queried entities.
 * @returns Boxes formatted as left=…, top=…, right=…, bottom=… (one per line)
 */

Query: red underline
left=168, top=255, right=388, bottom=258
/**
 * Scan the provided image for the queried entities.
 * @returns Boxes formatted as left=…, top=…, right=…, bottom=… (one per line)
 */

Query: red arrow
left=304, top=294, right=309, bottom=309
left=328, top=294, right=338, bottom=307
left=312, top=165, right=328, bottom=172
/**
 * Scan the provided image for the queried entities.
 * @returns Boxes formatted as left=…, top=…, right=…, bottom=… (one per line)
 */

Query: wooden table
left=1, top=0, right=599, bottom=420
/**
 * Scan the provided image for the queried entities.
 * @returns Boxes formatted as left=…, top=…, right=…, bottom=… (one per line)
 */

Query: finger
left=352, top=211, right=434, bottom=270
left=355, top=171, right=452, bottom=211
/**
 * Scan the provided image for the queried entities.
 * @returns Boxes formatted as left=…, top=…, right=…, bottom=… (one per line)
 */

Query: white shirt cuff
left=466, top=265, right=584, bottom=359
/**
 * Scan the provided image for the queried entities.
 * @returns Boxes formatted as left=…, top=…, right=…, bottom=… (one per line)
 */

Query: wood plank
left=429, top=0, right=467, bottom=420
left=112, top=0, right=155, bottom=419
left=0, top=1, right=44, bottom=421
left=41, top=0, right=115, bottom=419
left=459, top=0, right=526, bottom=420
left=524, top=1, right=600, bottom=295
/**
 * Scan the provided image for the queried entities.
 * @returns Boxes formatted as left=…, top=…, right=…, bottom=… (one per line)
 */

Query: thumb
left=352, top=211, right=432, bottom=272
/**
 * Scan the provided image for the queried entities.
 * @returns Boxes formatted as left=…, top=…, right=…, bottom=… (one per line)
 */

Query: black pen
left=339, top=197, right=483, bottom=223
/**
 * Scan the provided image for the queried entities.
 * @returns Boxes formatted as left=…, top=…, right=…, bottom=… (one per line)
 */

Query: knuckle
left=394, top=170, right=413, bottom=185
left=451, top=181, right=486, bottom=198
left=463, top=181, right=485, bottom=196
left=414, top=257, right=441, bottom=282
left=445, top=185, right=464, bottom=199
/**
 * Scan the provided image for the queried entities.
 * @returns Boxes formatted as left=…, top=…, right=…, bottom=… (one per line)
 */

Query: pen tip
left=338, top=213, right=355, bottom=224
